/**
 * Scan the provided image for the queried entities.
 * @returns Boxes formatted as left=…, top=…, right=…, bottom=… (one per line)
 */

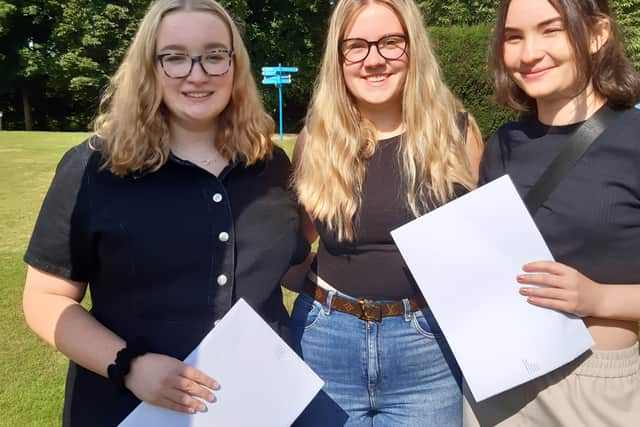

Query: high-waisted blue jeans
left=291, top=289, right=462, bottom=426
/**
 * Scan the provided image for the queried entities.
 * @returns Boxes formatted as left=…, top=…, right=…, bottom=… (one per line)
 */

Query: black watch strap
left=107, top=338, right=148, bottom=393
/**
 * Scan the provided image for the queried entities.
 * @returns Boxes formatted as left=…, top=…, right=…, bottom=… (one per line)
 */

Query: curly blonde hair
left=93, top=0, right=274, bottom=175
left=294, top=0, right=479, bottom=241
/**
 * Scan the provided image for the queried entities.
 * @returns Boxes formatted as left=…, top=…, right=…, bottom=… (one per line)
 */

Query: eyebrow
left=504, top=17, right=563, bottom=32
left=343, top=32, right=405, bottom=41
left=157, top=42, right=230, bottom=52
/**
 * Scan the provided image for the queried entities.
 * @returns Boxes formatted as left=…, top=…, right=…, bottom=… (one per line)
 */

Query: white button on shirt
left=217, top=274, right=228, bottom=286
left=212, top=193, right=223, bottom=203
left=218, top=232, right=229, bottom=242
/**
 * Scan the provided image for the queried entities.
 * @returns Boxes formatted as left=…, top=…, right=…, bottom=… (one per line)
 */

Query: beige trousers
left=463, top=343, right=640, bottom=427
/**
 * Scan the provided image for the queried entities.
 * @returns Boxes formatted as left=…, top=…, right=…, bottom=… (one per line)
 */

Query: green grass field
left=0, top=131, right=297, bottom=426
left=3, top=132, right=638, bottom=426
left=0, top=131, right=91, bottom=426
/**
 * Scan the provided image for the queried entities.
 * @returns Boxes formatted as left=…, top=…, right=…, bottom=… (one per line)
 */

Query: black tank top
left=313, top=135, right=467, bottom=299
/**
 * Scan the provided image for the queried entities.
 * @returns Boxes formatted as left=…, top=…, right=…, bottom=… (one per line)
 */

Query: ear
left=589, top=17, right=611, bottom=54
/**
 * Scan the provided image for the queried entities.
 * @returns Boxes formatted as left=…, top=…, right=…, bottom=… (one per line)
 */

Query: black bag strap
left=524, top=105, right=620, bottom=215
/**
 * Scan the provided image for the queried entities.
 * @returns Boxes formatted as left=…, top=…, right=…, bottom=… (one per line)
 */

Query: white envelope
left=391, top=175, right=593, bottom=401
left=119, top=298, right=324, bottom=426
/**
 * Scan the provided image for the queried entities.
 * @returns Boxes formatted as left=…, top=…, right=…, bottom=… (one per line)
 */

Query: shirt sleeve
left=24, top=141, right=96, bottom=282
left=271, top=146, right=310, bottom=266
left=478, top=129, right=507, bottom=186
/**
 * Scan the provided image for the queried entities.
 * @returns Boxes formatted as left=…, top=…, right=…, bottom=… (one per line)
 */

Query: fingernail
left=519, top=288, right=528, bottom=295
left=189, top=408, right=196, bottom=414
left=211, top=381, right=220, bottom=390
left=199, top=404, right=207, bottom=412
left=208, top=393, right=215, bottom=402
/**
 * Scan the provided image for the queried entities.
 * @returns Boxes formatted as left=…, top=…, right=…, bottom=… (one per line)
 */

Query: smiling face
left=502, top=0, right=580, bottom=105
left=341, top=2, right=408, bottom=116
left=155, top=10, right=234, bottom=132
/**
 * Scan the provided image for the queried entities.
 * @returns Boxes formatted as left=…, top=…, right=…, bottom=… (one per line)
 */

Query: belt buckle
left=359, top=299, right=382, bottom=322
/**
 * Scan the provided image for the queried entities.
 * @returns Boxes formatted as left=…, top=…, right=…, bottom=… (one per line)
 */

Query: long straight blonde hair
left=295, top=0, right=478, bottom=241
left=93, top=0, right=274, bottom=175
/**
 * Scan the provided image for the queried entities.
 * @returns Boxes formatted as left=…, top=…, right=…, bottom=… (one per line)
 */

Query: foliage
left=430, top=24, right=518, bottom=138
left=1, top=0, right=639, bottom=132
left=241, top=0, right=332, bottom=131
left=419, top=0, right=499, bottom=26
left=612, top=0, right=640, bottom=70
left=0, top=0, right=332, bottom=132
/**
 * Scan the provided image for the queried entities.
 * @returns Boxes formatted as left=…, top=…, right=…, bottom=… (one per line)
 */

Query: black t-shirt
left=314, top=135, right=467, bottom=299
left=479, top=105, right=640, bottom=285
left=24, top=139, right=308, bottom=426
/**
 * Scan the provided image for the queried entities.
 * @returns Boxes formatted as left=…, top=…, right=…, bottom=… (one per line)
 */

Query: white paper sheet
left=118, top=298, right=323, bottom=427
left=391, top=175, right=593, bottom=401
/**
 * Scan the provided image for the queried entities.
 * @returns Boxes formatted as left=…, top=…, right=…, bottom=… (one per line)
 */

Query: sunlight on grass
left=0, top=131, right=297, bottom=426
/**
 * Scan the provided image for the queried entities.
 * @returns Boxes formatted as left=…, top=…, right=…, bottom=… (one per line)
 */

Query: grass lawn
left=4, top=132, right=637, bottom=426
left=0, top=131, right=297, bottom=426
left=0, top=131, right=91, bottom=426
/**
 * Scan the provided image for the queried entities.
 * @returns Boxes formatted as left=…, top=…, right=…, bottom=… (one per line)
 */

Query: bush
left=429, top=24, right=519, bottom=139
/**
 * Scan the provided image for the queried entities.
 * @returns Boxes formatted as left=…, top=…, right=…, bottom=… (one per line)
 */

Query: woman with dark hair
left=21, top=0, right=308, bottom=425
left=465, top=0, right=640, bottom=425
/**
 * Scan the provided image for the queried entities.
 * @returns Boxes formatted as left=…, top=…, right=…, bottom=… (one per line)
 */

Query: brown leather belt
left=303, top=281, right=426, bottom=322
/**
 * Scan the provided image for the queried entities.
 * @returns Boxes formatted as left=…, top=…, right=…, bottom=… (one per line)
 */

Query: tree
left=241, top=0, right=332, bottom=131
left=0, top=0, right=330, bottom=131
left=420, top=0, right=499, bottom=26
left=612, top=0, right=640, bottom=71
left=46, top=0, right=149, bottom=129
left=0, top=0, right=64, bottom=130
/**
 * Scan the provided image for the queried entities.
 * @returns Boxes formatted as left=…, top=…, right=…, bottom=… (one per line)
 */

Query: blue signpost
left=261, top=64, right=298, bottom=141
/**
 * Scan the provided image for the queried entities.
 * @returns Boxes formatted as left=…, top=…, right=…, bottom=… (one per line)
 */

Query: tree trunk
left=22, top=88, right=32, bottom=131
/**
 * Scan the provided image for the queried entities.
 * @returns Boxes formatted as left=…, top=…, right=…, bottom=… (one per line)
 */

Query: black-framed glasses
left=340, top=34, right=408, bottom=63
left=156, top=49, right=234, bottom=79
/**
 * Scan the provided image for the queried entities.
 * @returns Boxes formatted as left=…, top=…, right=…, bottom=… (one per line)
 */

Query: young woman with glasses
left=464, top=0, right=640, bottom=425
left=22, top=0, right=308, bottom=425
left=289, top=0, right=483, bottom=425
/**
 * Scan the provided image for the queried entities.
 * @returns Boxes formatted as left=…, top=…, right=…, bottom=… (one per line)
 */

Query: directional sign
left=262, top=66, right=298, bottom=76
left=262, top=64, right=298, bottom=141
left=262, top=75, right=292, bottom=85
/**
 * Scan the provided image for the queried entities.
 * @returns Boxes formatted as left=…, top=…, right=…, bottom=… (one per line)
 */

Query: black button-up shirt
left=24, top=139, right=308, bottom=426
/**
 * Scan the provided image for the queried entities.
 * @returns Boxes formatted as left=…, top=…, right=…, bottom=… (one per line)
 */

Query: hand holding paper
left=391, top=175, right=593, bottom=401
left=119, top=299, right=323, bottom=427
left=125, top=352, right=217, bottom=414
left=518, top=260, right=604, bottom=317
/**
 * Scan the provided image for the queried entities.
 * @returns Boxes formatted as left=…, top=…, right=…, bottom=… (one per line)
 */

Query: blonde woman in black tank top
left=288, top=0, right=483, bottom=425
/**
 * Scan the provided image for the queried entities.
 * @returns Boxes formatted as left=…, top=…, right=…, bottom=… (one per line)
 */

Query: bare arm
left=517, top=261, right=640, bottom=321
left=596, top=284, right=640, bottom=321
left=23, top=266, right=122, bottom=377
left=23, top=266, right=216, bottom=413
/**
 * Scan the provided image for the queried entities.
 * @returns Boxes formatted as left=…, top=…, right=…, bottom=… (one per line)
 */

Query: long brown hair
left=492, top=0, right=640, bottom=112
left=93, top=0, right=274, bottom=176
left=294, top=0, right=479, bottom=241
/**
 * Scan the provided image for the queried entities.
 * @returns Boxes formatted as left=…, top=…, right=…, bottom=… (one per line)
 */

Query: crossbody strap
left=523, top=105, right=620, bottom=215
